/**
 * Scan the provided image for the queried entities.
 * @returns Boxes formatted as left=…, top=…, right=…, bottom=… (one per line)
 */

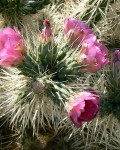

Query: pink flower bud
left=79, top=34, right=109, bottom=72
left=40, top=19, right=53, bottom=43
left=64, top=18, right=92, bottom=47
left=113, top=50, right=120, bottom=71
left=0, top=27, right=25, bottom=66
left=65, top=90, right=100, bottom=128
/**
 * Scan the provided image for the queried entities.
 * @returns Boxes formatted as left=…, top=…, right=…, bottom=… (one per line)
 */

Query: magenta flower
left=113, top=50, right=120, bottom=71
left=40, top=19, right=53, bottom=43
left=64, top=18, right=92, bottom=47
left=79, top=34, right=109, bottom=72
left=0, top=27, right=25, bottom=66
left=65, top=90, right=100, bottom=128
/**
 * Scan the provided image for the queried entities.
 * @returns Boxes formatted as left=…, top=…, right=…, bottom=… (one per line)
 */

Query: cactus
left=81, top=0, right=117, bottom=26
left=0, top=0, right=51, bottom=28
left=0, top=39, right=82, bottom=133
left=93, top=0, right=120, bottom=50
left=0, top=0, right=120, bottom=149
left=99, top=68, right=120, bottom=119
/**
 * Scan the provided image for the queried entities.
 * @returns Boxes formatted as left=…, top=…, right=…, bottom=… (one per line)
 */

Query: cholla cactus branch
left=0, top=0, right=51, bottom=28
left=81, top=0, right=117, bottom=27
left=0, top=34, right=83, bottom=134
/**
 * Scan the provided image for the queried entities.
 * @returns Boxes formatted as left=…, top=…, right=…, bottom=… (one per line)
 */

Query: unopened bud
left=32, top=81, right=44, bottom=93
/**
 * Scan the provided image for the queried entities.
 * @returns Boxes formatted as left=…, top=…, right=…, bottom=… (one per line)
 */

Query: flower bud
left=113, top=50, right=120, bottom=71
left=32, top=81, right=44, bottom=93
left=40, top=19, right=53, bottom=43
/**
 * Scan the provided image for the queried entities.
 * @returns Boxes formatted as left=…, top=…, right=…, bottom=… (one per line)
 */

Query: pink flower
left=65, top=90, right=100, bottom=128
left=40, top=19, right=53, bottom=43
left=79, top=34, right=109, bottom=72
left=64, top=18, right=92, bottom=47
left=0, top=27, right=25, bottom=66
